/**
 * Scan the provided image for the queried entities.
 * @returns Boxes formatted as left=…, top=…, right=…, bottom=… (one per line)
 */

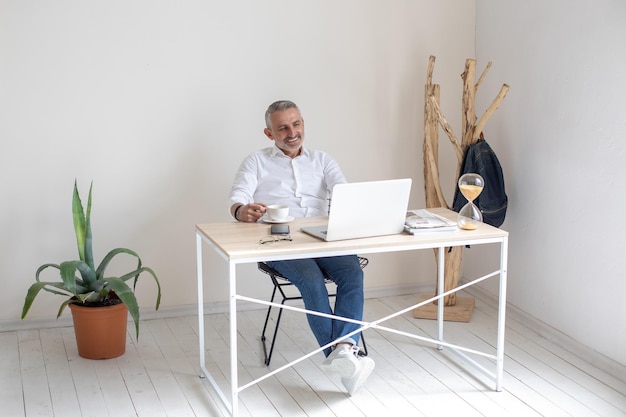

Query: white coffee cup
left=266, top=204, right=289, bottom=221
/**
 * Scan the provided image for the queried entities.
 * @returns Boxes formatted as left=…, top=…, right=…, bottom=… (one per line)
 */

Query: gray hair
left=264, top=100, right=300, bottom=129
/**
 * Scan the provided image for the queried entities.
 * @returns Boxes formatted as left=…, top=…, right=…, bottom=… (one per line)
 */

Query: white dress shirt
left=229, top=145, right=347, bottom=218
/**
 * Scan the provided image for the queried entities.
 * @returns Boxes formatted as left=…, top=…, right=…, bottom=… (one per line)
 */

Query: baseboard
left=462, top=281, right=626, bottom=384
left=0, top=315, right=75, bottom=332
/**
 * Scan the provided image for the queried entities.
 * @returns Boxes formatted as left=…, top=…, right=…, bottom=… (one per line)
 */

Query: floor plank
left=40, top=328, right=82, bottom=417
left=0, top=331, right=26, bottom=417
left=116, top=329, right=169, bottom=417
left=61, top=327, right=110, bottom=417
left=19, top=330, right=55, bottom=417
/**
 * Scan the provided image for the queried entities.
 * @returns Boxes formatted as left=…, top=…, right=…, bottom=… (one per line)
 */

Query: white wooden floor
left=1, top=291, right=624, bottom=417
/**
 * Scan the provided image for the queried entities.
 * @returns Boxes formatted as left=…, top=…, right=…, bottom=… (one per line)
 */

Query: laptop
left=301, top=178, right=412, bottom=241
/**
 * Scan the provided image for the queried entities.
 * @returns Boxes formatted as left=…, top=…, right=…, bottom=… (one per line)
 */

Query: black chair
left=257, top=257, right=369, bottom=366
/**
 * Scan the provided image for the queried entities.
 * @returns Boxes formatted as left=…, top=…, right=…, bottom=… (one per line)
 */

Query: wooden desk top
left=196, top=207, right=508, bottom=263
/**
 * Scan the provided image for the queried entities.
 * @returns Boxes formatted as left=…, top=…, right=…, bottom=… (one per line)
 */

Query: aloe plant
left=21, top=180, right=161, bottom=338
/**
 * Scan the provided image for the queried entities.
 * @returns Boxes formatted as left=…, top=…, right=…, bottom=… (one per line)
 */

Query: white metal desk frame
left=196, top=209, right=508, bottom=416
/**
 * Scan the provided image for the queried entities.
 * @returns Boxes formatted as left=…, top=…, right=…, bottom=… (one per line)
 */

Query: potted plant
left=21, top=180, right=161, bottom=359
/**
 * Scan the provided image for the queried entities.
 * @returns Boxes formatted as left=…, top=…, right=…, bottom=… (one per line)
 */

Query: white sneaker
left=341, top=356, right=375, bottom=396
left=321, top=344, right=359, bottom=378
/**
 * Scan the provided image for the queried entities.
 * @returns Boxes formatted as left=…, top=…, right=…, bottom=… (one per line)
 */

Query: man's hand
left=235, top=203, right=267, bottom=222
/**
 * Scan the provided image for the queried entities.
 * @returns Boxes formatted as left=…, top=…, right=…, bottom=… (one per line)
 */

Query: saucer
left=261, top=215, right=294, bottom=224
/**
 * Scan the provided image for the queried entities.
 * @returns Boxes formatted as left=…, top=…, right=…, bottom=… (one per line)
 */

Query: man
left=229, top=100, right=375, bottom=395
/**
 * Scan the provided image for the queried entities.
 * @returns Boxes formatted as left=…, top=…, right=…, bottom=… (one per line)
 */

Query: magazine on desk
left=404, top=209, right=458, bottom=234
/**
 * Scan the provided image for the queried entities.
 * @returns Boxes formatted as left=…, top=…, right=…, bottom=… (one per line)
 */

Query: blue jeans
left=267, top=255, right=364, bottom=357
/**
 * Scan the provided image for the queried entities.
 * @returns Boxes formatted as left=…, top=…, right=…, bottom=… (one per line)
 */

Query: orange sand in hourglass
left=459, top=184, right=482, bottom=201
left=458, top=184, right=483, bottom=230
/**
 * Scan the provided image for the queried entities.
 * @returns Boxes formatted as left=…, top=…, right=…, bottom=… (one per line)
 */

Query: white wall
left=472, top=0, right=626, bottom=366
left=0, top=2, right=474, bottom=326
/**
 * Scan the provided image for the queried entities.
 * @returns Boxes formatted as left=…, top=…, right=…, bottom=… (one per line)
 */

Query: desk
left=196, top=207, right=508, bottom=416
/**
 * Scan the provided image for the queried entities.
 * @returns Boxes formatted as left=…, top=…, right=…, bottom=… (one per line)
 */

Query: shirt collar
left=271, top=144, right=309, bottom=158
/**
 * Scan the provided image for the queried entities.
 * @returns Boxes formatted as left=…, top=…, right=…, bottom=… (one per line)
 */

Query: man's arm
left=229, top=153, right=265, bottom=222
left=322, top=151, right=348, bottom=195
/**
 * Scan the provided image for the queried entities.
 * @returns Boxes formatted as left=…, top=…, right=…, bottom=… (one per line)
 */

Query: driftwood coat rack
left=416, top=55, right=509, bottom=321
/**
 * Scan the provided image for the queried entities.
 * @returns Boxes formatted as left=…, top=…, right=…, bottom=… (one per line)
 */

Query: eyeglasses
left=259, top=235, right=293, bottom=245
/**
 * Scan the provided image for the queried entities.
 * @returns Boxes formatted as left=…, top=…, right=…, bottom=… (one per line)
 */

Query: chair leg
left=358, top=331, right=368, bottom=357
left=264, top=300, right=286, bottom=366
left=262, top=279, right=297, bottom=366
left=261, top=284, right=280, bottom=365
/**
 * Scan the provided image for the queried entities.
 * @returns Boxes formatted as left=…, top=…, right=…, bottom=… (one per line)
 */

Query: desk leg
left=496, top=237, right=509, bottom=391
left=196, top=232, right=206, bottom=377
left=229, top=262, right=239, bottom=416
left=437, top=246, right=445, bottom=350
left=196, top=233, right=238, bottom=416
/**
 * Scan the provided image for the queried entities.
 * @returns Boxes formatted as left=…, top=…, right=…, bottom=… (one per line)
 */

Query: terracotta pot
left=69, top=302, right=128, bottom=359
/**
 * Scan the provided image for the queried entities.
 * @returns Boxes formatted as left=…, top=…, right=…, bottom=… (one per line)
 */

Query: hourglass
left=457, top=173, right=484, bottom=230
